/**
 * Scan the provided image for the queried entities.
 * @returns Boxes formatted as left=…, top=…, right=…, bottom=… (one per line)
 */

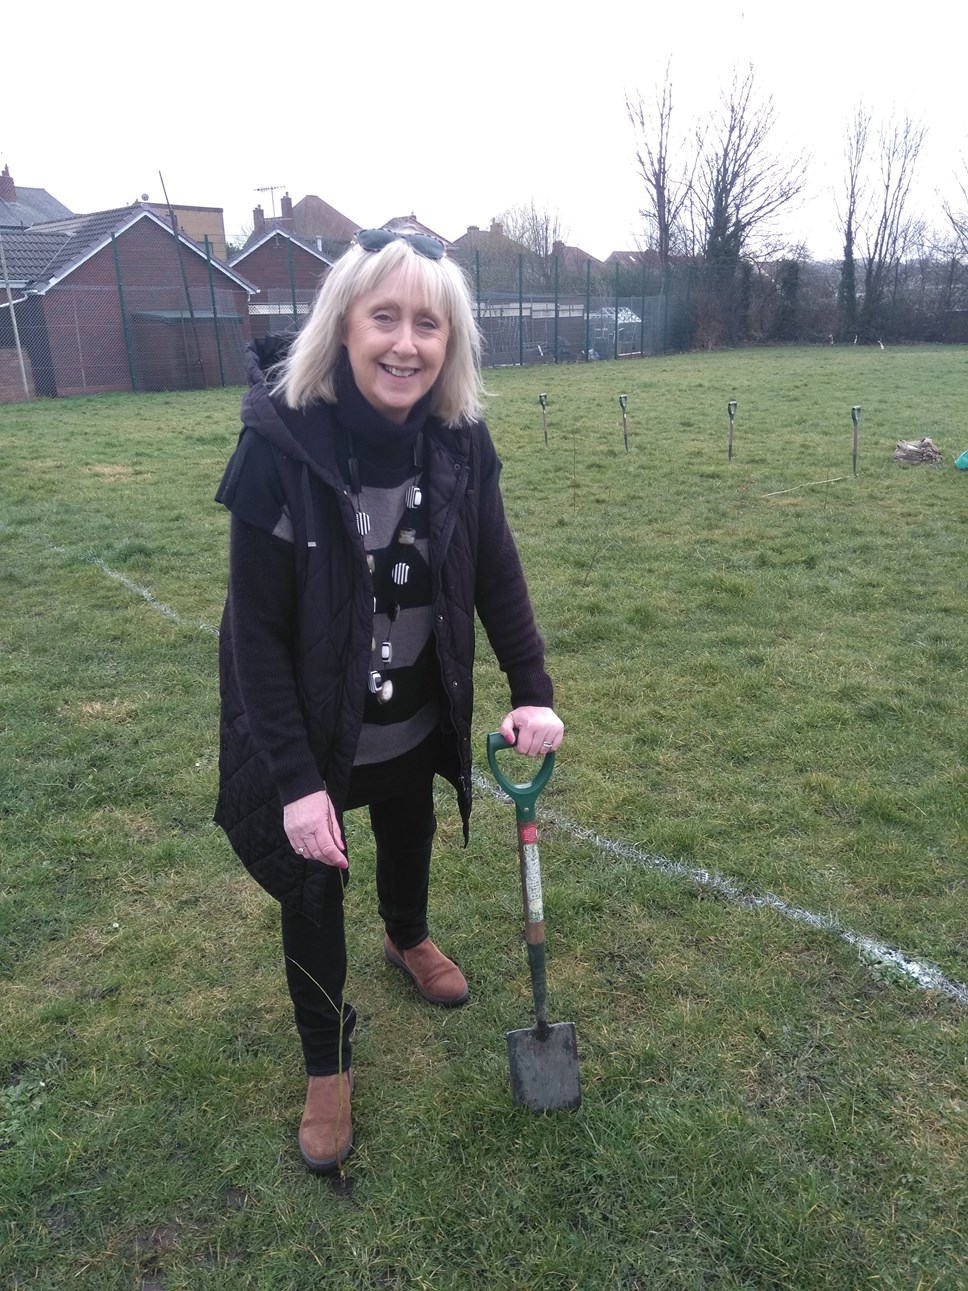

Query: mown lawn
left=1, top=346, right=966, bottom=1290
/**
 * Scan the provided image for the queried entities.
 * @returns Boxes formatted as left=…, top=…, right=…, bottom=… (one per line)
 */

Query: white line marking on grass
left=474, top=772, right=968, bottom=1007
left=87, top=556, right=221, bottom=637
left=1, top=525, right=220, bottom=637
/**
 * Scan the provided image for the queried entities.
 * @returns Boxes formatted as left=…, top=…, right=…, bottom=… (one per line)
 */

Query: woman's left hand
left=499, top=706, right=565, bottom=758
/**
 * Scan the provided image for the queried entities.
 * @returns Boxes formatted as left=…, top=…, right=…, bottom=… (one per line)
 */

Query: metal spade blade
left=507, top=1018, right=581, bottom=1112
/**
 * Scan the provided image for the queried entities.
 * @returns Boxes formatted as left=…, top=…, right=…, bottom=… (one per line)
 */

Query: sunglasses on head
left=355, top=228, right=446, bottom=261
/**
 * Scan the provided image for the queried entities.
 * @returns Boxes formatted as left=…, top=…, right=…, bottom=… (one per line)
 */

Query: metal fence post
left=613, top=260, right=620, bottom=360
left=584, top=258, right=591, bottom=361
left=287, top=236, right=298, bottom=330
left=204, top=236, right=227, bottom=387
left=111, top=233, right=138, bottom=392
left=553, top=255, right=560, bottom=364
left=640, top=263, right=646, bottom=356
left=518, top=254, right=524, bottom=368
left=475, top=250, right=481, bottom=323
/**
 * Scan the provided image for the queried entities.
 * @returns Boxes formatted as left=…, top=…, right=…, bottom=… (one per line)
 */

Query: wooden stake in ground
left=727, top=400, right=737, bottom=461
left=619, top=394, right=628, bottom=452
left=851, top=405, right=861, bottom=476
left=539, top=393, right=548, bottom=446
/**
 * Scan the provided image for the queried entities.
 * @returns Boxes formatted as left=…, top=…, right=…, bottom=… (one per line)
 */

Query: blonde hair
left=272, top=239, right=484, bottom=427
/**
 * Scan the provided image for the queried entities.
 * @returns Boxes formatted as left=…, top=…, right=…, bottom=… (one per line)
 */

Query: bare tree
left=626, top=64, right=695, bottom=272
left=627, top=64, right=805, bottom=266
left=836, top=107, right=869, bottom=338
left=837, top=108, right=926, bottom=339
left=225, top=221, right=254, bottom=259
left=933, top=159, right=968, bottom=328
left=627, top=65, right=807, bottom=345
left=862, top=115, right=926, bottom=336
left=495, top=201, right=565, bottom=261
left=490, top=201, right=571, bottom=290
left=692, top=67, right=807, bottom=269
left=941, top=158, right=968, bottom=261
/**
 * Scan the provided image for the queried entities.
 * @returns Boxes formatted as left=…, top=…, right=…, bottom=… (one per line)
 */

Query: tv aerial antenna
left=255, top=184, right=286, bottom=218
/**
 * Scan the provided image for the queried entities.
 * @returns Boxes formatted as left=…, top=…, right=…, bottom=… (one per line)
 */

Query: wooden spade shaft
left=517, top=818, right=548, bottom=1026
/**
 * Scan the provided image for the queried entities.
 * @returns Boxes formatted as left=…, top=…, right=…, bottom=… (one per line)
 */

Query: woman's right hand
left=283, top=790, right=348, bottom=869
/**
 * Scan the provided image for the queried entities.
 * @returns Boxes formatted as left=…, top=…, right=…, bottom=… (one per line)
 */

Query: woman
left=215, top=228, right=563, bottom=1174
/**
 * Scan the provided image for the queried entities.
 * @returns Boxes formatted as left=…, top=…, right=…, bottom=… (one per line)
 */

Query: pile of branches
left=892, top=437, right=943, bottom=465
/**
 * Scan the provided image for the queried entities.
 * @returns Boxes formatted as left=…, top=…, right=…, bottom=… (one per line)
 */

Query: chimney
left=467, top=225, right=480, bottom=235
left=253, top=204, right=265, bottom=234
left=552, top=240, right=565, bottom=257
left=490, top=221, right=503, bottom=237
left=281, top=192, right=293, bottom=221
left=0, top=165, right=15, bottom=203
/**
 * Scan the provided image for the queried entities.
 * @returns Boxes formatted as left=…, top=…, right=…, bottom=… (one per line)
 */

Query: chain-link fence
left=243, top=254, right=680, bottom=366
left=5, top=282, right=249, bottom=400
left=454, top=250, right=679, bottom=367
left=470, top=290, right=670, bottom=366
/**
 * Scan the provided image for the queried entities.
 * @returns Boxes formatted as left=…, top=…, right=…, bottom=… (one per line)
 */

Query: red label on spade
left=519, top=823, right=538, bottom=844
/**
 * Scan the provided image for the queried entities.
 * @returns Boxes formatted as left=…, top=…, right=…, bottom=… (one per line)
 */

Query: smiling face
left=342, top=265, right=451, bottom=424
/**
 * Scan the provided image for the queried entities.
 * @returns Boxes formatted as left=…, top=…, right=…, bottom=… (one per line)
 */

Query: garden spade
left=486, top=733, right=581, bottom=1113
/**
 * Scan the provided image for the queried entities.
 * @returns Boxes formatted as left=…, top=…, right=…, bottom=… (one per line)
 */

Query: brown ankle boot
left=298, top=1070, right=353, bottom=1173
left=384, top=935, right=469, bottom=1006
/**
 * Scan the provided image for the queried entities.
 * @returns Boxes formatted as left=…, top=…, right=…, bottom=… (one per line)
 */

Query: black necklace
left=346, top=431, right=424, bottom=706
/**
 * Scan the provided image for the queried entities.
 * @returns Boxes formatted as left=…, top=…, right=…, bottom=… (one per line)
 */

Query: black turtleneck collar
left=333, top=347, right=433, bottom=466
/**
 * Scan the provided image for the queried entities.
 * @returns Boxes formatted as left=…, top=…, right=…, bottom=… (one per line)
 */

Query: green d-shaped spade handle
left=486, top=732, right=555, bottom=823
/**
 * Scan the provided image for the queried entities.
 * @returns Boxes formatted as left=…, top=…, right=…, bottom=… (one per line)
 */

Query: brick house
left=230, top=229, right=333, bottom=339
left=1, top=205, right=255, bottom=401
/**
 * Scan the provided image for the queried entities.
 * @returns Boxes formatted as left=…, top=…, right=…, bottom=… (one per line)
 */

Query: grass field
left=1, top=345, right=966, bottom=1289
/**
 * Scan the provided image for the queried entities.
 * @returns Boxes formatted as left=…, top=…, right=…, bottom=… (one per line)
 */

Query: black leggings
left=280, top=762, right=438, bottom=1076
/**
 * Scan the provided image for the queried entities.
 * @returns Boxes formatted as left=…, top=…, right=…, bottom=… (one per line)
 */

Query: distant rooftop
left=241, top=191, right=360, bottom=254
left=0, top=164, right=74, bottom=229
left=230, top=226, right=335, bottom=269
left=382, top=214, right=454, bottom=250
left=3, top=206, right=255, bottom=293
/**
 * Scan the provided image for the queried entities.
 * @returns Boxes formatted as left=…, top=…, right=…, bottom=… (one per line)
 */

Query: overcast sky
left=5, top=0, right=964, bottom=263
